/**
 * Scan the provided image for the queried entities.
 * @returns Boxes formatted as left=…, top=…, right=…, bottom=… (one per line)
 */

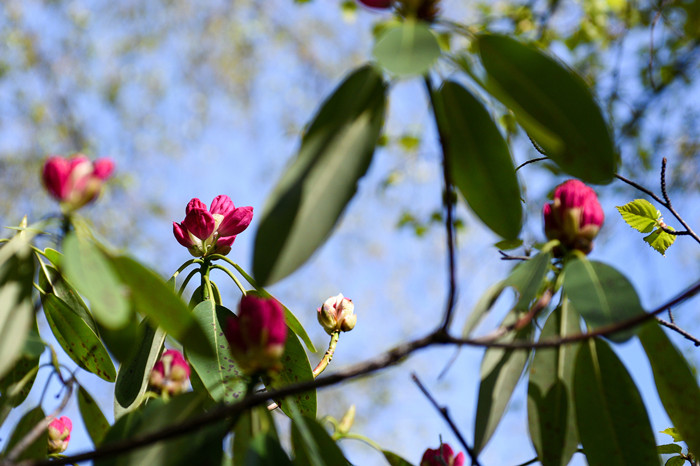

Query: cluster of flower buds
left=543, top=179, right=604, bottom=254
left=225, top=295, right=287, bottom=375
left=47, top=416, right=72, bottom=454
left=420, top=443, right=465, bottom=466
left=42, top=154, right=114, bottom=211
left=317, top=293, right=356, bottom=335
left=149, top=349, right=191, bottom=396
left=173, top=195, right=253, bottom=258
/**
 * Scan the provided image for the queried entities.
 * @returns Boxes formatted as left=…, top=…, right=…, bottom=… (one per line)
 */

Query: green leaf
left=574, top=338, right=658, bottom=465
left=0, top=324, right=42, bottom=409
left=477, top=34, right=616, bottom=184
left=187, top=301, right=246, bottom=403
left=234, top=407, right=280, bottom=466
left=527, top=300, right=580, bottom=466
left=474, top=312, right=533, bottom=453
left=114, top=321, right=165, bottom=418
left=504, top=250, right=552, bottom=311
left=382, top=450, right=414, bottom=466
left=38, top=263, right=97, bottom=333
left=266, top=330, right=317, bottom=418
left=643, top=227, right=676, bottom=256
left=0, top=243, right=35, bottom=380
left=639, top=322, right=700, bottom=457
left=372, top=20, right=441, bottom=77
left=616, top=199, right=659, bottom=233
left=657, top=444, right=683, bottom=454
left=43, top=247, right=62, bottom=267
left=62, top=233, right=130, bottom=329
left=660, top=427, right=683, bottom=443
left=244, top=433, right=293, bottom=466
left=563, top=257, right=644, bottom=342
left=2, top=406, right=47, bottom=460
left=42, top=294, right=116, bottom=381
left=290, top=412, right=349, bottom=466
left=665, top=456, right=686, bottom=466
left=110, top=255, right=212, bottom=357
left=253, top=65, right=386, bottom=285
left=78, top=386, right=110, bottom=446
left=462, top=281, right=506, bottom=338
left=437, top=81, right=522, bottom=240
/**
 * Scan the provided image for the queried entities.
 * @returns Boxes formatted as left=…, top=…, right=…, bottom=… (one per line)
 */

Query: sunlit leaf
left=643, top=227, right=676, bottom=256
left=660, top=427, right=683, bottom=443
left=253, top=65, right=386, bottom=285
left=616, top=199, right=659, bottom=233
left=372, top=20, right=441, bottom=77
left=78, top=386, right=110, bottom=446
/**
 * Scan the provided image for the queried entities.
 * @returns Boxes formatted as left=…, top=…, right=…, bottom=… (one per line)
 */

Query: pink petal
left=92, top=158, right=115, bottom=180
left=42, top=156, right=72, bottom=200
left=182, top=208, right=216, bottom=240
left=185, top=198, right=207, bottom=215
left=218, top=206, right=253, bottom=237
left=210, top=195, right=235, bottom=217
left=173, top=222, right=193, bottom=248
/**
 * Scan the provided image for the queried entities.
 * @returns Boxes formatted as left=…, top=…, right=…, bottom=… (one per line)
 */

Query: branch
left=656, top=317, right=700, bottom=347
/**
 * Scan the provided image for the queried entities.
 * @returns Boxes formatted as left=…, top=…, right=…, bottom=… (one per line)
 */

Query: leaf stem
left=210, top=264, right=247, bottom=296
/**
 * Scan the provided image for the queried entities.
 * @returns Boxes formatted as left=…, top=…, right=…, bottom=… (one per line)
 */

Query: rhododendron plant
left=42, top=154, right=114, bottom=211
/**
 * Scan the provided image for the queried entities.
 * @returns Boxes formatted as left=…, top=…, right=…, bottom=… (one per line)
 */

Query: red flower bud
left=543, top=179, right=604, bottom=254
left=357, top=0, right=392, bottom=8
left=173, top=195, right=253, bottom=257
left=225, top=295, right=287, bottom=375
left=47, top=416, right=72, bottom=454
left=420, top=443, right=465, bottom=466
left=149, top=349, right=191, bottom=395
left=317, top=293, right=356, bottom=335
left=42, top=154, right=114, bottom=211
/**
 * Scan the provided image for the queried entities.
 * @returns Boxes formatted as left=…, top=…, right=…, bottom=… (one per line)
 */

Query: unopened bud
left=47, top=416, right=72, bottom=454
left=317, top=293, right=356, bottom=335
left=149, top=349, right=191, bottom=395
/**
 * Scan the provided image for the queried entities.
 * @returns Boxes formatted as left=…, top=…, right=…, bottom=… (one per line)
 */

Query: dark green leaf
left=474, top=312, right=533, bottom=453
left=62, top=233, right=130, bottom=329
left=478, top=34, right=616, bottom=184
left=0, top=325, right=42, bottom=408
left=253, top=65, right=386, bottom=285
left=266, top=330, right=316, bottom=418
left=290, top=413, right=349, bottom=466
left=97, top=317, right=144, bottom=363
left=78, top=386, right=110, bottom=446
left=527, top=301, right=580, bottom=466
left=574, top=338, right=658, bottom=465
left=657, top=444, right=682, bottom=454
left=110, top=255, right=212, bottom=357
left=234, top=407, right=280, bottom=466
left=114, top=321, right=165, bottom=418
left=244, top=433, right=293, bottom=466
left=187, top=301, right=246, bottom=403
left=2, top=406, right=47, bottom=460
left=372, top=20, right=441, bottom=76
left=462, top=281, right=506, bottom=338
left=504, top=249, right=552, bottom=311
left=639, top=322, right=700, bottom=458
left=665, top=456, right=686, bottom=466
left=563, top=257, right=644, bottom=342
left=43, top=294, right=116, bottom=381
left=382, top=450, right=414, bottom=465
left=38, top=263, right=97, bottom=333
left=438, top=81, right=522, bottom=240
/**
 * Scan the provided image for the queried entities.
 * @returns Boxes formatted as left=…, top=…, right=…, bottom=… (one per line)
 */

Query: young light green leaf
left=78, top=386, right=110, bottom=446
left=574, top=338, right=658, bottom=466
left=527, top=300, right=580, bottom=466
left=563, top=257, right=644, bottom=342
left=266, top=330, right=316, bottom=418
left=477, top=34, right=617, bottom=184
left=474, top=312, right=533, bottom=453
left=616, top=199, right=659, bottom=233
left=660, top=427, right=683, bottom=443
left=639, top=322, right=700, bottom=457
left=656, top=444, right=682, bottom=454
left=372, top=20, right=441, bottom=77
left=643, top=227, right=676, bottom=256
left=437, top=81, right=522, bottom=240
left=253, top=65, right=386, bottom=286
left=43, top=294, right=116, bottom=382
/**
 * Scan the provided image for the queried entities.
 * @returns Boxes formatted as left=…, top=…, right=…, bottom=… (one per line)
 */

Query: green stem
left=208, top=254, right=258, bottom=288
left=177, top=268, right=200, bottom=297
left=200, top=260, right=214, bottom=303
left=313, top=331, right=341, bottom=378
left=169, top=259, right=202, bottom=282
left=337, top=432, right=383, bottom=452
left=210, top=264, right=247, bottom=296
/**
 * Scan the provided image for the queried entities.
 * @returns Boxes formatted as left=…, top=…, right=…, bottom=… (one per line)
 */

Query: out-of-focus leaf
left=462, top=281, right=506, bottom=338
left=660, top=427, right=683, bottom=442
left=0, top=325, right=42, bottom=409
left=616, top=199, right=659, bottom=233
left=266, top=330, right=316, bottom=418
left=42, top=294, right=116, bottom=381
left=234, top=407, right=279, bottom=466
left=114, top=321, right=165, bottom=418
left=437, top=81, right=522, bottom=240
left=372, top=20, right=441, bottom=76
left=253, top=65, right=386, bottom=285
left=2, top=406, right=47, bottom=460
left=110, top=255, right=212, bottom=357
left=244, top=433, right=293, bottom=466
left=478, top=34, right=616, bottom=184
left=62, top=233, right=130, bottom=329
left=474, top=312, right=533, bottom=453
left=563, top=257, right=644, bottom=342
left=574, top=338, right=658, bottom=465
left=504, top=249, right=552, bottom=311
left=78, top=386, right=110, bottom=446
left=665, top=456, right=686, bottom=466
left=527, top=300, right=580, bottom=466
left=656, top=444, right=682, bottom=454
left=639, top=322, right=700, bottom=457
left=382, top=450, right=414, bottom=465
left=187, top=301, right=246, bottom=403
left=290, top=410, right=349, bottom=466
left=38, top=263, right=97, bottom=333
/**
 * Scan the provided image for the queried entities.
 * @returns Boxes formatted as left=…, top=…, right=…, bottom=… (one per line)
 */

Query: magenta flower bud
left=173, top=195, right=253, bottom=257
left=149, top=349, right=191, bottom=395
left=225, top=295, right=287, bottom=375
left=42, top=154, right=114, bottom=211
left=420, top=443, right=465, bottom=466
left=317, top=293, right=356, bottom=335
left=543, top=179, right=604, bottom=254
left=47, top=416, right=72, bottom=454
left=358, top=0, right=392, bottom=8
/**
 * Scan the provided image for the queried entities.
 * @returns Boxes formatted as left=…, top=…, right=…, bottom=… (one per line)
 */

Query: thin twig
left=411, top=373, right=482, bottom=466
left=656, top=317, right=700, bottom=347
left=516, top=157, right=548, bottom=171
left=498, top=250, right=531, bottom=261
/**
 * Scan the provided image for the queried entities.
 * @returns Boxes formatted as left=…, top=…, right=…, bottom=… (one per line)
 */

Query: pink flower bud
left=225, top=295, right=287, bottom=375
left=543, top=179, right=604, bottom=254
left=47, top=416, right=72, bottom=454
left=358, top=0, right=392, bottom=8
left=420, top=443, right=465, bottom=466
left=149, top=349, right=191, bottom=395
left=173, top=195, right=253, bottom=257
left=42, top=154, right=114, bottom=211
left=317, top=293, right=356, bottom=335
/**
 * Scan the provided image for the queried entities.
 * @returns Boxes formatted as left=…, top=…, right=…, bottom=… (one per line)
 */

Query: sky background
left=1, top=0, right=700, bottom=464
